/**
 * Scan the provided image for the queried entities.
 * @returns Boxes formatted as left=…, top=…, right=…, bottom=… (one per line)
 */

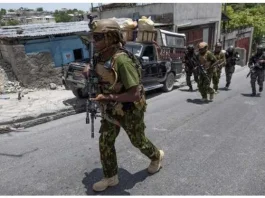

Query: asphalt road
left=1, top=66, right=265, bottom=195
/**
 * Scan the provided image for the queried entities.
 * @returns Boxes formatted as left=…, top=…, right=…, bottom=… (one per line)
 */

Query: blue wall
left=24, top=35, right=89, bottom=67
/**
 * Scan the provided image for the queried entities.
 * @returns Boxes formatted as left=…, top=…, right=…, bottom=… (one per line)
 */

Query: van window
left=166, top=35, right=185, bottom=47
left=142, top=46, right=155, bottom=61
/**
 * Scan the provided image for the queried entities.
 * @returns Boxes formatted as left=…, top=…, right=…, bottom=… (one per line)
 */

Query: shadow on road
left=179, top=88, right=198, bottom=92
left=241, top=93, right=261, bottom=97
left=82, top=168, right=150, bottom=195
left=186, top=98, right=210, bottom=105
left=218, top=87, right=231, bottom=91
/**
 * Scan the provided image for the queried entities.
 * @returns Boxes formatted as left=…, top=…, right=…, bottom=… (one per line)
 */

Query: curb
left=0, top=106, right=86, bottom=134
left=0, top=66, right=246, bottom=134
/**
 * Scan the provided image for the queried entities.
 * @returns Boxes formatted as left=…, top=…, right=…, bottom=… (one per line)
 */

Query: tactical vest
left=95, top=49, right=147, bottom=117
left=198, top=51, right=212, bottom=70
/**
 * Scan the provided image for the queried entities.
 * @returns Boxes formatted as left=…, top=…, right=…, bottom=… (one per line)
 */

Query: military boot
left=251, top=92, right=256, bottom=96
left=188, top=86, right=193, bottom=92
left=148, top=150, right=164, bottom=174
left=209, top=93, right=214, bottom=101
left=225, top=82, right=230, bottom=90
left=92, top=175, right=119, bottom=192
left=259, top=86, right=263, bottom=92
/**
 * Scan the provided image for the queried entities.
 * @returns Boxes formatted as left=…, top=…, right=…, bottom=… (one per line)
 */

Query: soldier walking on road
left=197, top=42, right=217, bottom=102
left=212, top=42, right=226, bottom=93
left=182, top=44, right=199, bottom=91
left=224, top=46, right=240, bottom=90
left=248, top=45, right=265, bottom=96
left=83, top=19, right=164, bottom=192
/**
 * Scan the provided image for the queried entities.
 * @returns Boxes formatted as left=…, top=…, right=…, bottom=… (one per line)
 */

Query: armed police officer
left=182, top=44, right=199, bottom=91
left=248, top=45, right=265, bottom=96
left=224, top=46, right=240, bottom=90
left=84, top=19, right=164, bottom=192
left=197, top=42, right=217, bottom=102
left=212, top=42, right=226, bottom=93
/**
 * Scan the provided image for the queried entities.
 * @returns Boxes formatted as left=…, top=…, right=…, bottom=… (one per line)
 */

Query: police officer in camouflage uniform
left=212, top=42, right=226, bottom=93
left=85, top=19, right=164, bottom=192
left=182, top=44, right=199, bottom=91
left=224, top=46, right=240, bottom=90
left=248, top=45, right=265, bottom=96
left=197, top=42, right=217, bottom=102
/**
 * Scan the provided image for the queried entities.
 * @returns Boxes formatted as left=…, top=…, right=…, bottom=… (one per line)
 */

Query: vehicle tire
left=162, top=72, right=175, bottom=92
left=72, top=88, right=86, bottom=98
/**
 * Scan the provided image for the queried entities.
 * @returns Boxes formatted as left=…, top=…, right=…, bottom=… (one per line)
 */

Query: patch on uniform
left=104, top=60, right=112, bottom=69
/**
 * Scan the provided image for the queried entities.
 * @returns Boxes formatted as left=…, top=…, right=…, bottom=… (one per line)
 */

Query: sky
left=0, top=3, right=101, bottom=12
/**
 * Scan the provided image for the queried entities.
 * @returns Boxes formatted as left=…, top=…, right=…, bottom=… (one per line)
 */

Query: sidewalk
left=0, top=65, right=246, bottom=133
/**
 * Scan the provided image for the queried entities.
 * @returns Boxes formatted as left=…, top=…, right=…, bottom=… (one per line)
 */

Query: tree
left=53, top=8, right=85, bottom=23
left=7, top=19, right=19, bottom=26
left=54, top=11, right=72, bottom=22
left=0, top=8, right=6, bottom=15
left=36, top=7, right=43, bottom=12
left=224, top=4, right=265, bottom=47
left=8, top=9, right=14, bottom=12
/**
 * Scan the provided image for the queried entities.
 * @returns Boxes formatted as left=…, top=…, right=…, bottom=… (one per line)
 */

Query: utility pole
left=222, top=3, right=227, bottom=49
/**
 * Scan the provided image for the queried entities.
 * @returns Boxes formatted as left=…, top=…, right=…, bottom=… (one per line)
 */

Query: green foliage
left=54, top=11, right=72, bottom=23
left=53, top=9, right=84, bottom=23
left=0, top=8, right=6, bottom=15
left=36, top=7, right=43, bottom=12
left=7, top=19, right=19, bottom=26
left=224, top=4, right=265, bottom=45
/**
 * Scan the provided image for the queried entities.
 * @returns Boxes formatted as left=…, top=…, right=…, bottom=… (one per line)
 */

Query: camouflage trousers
left=198, top=70, right=214, bottom=99
left=186, top=69, right=199, bottom=88
left=212, top=68, right=222, bottom=91
left=99, top=107, right=160, bottom=178
left=225, top=66, right=235, bottom=87
left=250, top=69, right=265, bottom=93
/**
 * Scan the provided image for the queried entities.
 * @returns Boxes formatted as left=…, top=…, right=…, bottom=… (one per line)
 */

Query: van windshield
left=124, top=44, right=143, bottom=57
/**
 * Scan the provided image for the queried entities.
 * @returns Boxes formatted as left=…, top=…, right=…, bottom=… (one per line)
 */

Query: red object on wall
left=235, top=37, right=250, bottom=64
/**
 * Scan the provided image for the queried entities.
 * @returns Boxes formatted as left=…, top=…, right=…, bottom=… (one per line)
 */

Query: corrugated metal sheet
left=0, top=21, right=90, bottom=39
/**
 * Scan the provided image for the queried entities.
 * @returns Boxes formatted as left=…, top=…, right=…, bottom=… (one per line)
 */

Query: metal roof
left=0, top=21, right=90, bottom=39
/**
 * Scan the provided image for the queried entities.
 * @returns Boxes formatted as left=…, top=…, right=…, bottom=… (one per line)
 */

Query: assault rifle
left=212, top=59, right=226, bottom=70
left=184, top=51, right=210, bottom=83
left=86, top=14, right=100, bottom=138
left=246, top=62, right=263, bottom=78
left=246, top=53, right=265, bottom=78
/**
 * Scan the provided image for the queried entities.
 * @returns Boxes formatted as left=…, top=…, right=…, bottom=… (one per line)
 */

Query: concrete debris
left=50, top=83, right=57, bottom=90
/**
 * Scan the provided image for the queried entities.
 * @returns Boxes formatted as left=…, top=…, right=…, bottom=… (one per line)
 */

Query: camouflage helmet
left=227, top=45, right=234, bottom=53
left=90, top=19, right=121, bottom=33
left=198, top=42, right=208, bottom=49
left=215, top=42, right=222, bottom=48
left=187, top=44, right=194, bottom=51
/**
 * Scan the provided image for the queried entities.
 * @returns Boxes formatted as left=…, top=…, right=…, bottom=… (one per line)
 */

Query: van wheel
left=72, top=88, right=88, bottom=98
left=162, top=72, right=175, bottom=92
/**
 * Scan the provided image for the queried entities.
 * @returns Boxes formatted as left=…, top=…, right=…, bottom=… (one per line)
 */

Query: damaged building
left=91, top=3, right=222, bottom=50
left=0, top=21, right=89, bottom=93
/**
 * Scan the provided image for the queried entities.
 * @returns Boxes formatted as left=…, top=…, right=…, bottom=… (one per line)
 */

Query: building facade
left=91, top=3, right=222, bottom=50
left=0, top=21, right=90, bottom=88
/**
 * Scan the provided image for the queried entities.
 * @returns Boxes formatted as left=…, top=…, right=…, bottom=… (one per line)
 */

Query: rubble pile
left=0, top=59, right=22, bottom=94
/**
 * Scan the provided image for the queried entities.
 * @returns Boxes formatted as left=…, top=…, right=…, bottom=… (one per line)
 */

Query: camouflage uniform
left=212, top=43, right=226, bottom=92
left=248, top=45, right=265, bottom=96
left=182, top=44, right=199, bottom=91
left=224, top=46, right=240, bottom=89
left=197, top=42, right=217, bottom=100
left=87, top=19, right=163, bottom=191
left=97, top=53, right=160, bottom=178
